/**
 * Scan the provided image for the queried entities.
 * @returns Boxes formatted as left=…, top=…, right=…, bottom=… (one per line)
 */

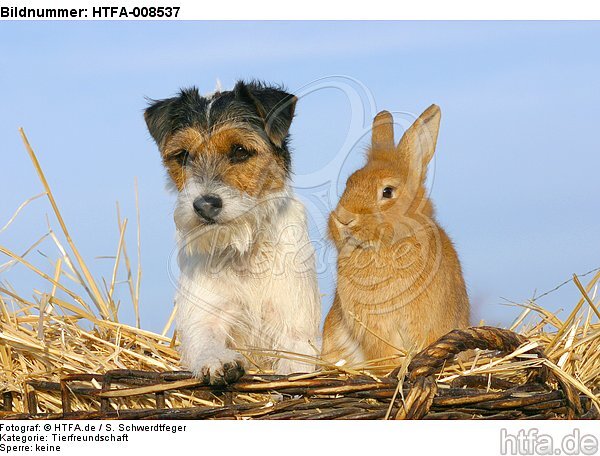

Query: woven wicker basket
left=2, top=326, right=597, bottom=420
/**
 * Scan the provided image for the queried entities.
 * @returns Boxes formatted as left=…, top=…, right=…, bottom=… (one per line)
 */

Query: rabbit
left=321, top=105, right=470, bottom=367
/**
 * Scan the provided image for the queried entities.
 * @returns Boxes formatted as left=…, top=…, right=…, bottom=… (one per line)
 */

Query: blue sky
left=1, top=21, right=599, bottom=333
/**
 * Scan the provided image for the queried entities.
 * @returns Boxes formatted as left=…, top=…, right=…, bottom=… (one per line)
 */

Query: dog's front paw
left=190, top=351, right=245, bottom=386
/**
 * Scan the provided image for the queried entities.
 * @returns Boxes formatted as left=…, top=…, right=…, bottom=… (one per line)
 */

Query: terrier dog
left=145, top=81, right=321, bottom=385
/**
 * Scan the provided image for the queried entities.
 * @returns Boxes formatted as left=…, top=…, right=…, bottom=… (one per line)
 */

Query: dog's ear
left=144, top=96, right=180, bottom=149
left=234, top=81, right=297, bottom=146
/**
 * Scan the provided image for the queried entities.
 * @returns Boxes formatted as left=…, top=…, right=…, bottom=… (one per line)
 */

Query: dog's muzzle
left=193, top=194, right=223, bottom=223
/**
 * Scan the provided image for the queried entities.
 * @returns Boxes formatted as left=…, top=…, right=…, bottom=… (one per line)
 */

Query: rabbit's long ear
left=369, top=110, right=395, bottom=161
left=397, top=104, right=441, bottom=177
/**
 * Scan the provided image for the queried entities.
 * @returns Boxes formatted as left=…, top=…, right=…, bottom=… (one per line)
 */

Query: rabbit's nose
left=333, top=212, right=357, bottom=227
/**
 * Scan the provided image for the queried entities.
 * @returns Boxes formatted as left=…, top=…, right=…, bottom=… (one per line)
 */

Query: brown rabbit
left=322, top=105, right=470, bottom=367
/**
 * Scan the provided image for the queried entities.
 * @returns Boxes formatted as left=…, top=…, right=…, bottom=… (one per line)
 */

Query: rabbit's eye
left=382, top=187, right=395, bottom=199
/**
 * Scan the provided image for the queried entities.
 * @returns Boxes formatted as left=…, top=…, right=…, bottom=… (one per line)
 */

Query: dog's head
left=145, top=80, right=297, bottom=255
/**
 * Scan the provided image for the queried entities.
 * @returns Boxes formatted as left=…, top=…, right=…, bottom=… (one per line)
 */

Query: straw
left=0, top=130, right=598, bottom=417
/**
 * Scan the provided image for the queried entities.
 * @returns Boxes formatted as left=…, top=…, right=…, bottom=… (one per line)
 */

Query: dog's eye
left=382, top=186, right=395, bottom=199
left=229, top=144, right=255, bottom=164
left=171, top=149, right=190, bottom=165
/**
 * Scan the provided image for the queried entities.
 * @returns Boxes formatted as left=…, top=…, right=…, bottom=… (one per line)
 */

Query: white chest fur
left=174, top=193, right=321, bottom=379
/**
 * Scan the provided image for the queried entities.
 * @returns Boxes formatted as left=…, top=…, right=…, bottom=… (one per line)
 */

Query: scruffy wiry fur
left=145, top=81, right=321, bottom=384
left=322, top=105, right=470, bottom=368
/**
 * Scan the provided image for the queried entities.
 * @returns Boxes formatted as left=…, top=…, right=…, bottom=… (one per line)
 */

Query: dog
left=144, top=81, right=321, bottom=385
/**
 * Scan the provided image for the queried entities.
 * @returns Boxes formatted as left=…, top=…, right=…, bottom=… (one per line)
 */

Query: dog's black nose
left=193, top=194, right=223, bottom=222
